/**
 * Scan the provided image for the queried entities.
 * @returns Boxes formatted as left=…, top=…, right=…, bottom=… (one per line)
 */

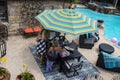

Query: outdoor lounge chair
left=79, top=34, right=96, bottom=49
left=19, top=27, right=42, bottom=38
left=96, top=52, right=120, bottom=72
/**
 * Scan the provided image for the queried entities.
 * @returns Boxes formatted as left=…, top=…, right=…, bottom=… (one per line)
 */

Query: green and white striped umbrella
left=35, top=9, right=97, bottom=36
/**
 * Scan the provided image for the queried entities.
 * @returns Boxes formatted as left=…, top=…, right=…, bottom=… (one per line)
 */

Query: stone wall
left=7, top=1, right=21, bottom=35
left=87, top=3, right=117, bottom=14
left=7, top=0, right=63, bottom=35
left=7, top=0, right=45, bottom=35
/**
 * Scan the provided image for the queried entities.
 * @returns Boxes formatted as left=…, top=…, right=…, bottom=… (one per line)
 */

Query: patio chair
left=96, top=52, right=120, bottom=72
left=79, top=34, right=96, bottom=49
left=63, top=59, right=83, bottom=77
left=0, top=40, right=6, bottom=57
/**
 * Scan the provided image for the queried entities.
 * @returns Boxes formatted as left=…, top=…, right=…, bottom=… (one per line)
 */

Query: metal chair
left=0, top=40, right=6, bottom=57
left=0, top=24, right=8, bottom=40
left=63, top=59, right=83, bottom=77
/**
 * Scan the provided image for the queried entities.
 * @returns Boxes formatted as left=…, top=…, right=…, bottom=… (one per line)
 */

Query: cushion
left=69, top=40, right=78, bottom=50
left=24, top=28, right=34, bottom=33
left=84, top=38, right=95, bottom=44
left=86, top=34, right=89, bottom=39
left=33, top=27, right=42, bottom=32
left=88, top=33, right=93, bottom=38
left=103, top=52, right=120, bottom=68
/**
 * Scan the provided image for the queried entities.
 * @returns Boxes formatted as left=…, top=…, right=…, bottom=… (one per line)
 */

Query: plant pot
left=16, top=73, right=35, bottom=80
left=0, top=67, right=11, bottom=80
left=97, top=20, right=104, bottom=28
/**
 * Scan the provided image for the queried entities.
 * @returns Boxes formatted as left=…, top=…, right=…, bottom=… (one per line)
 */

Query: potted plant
left=0, top=57, right=10, bottom=80
left=16, top=64, right=35, bottom=80
left=97, top=20, right=104, bottom=28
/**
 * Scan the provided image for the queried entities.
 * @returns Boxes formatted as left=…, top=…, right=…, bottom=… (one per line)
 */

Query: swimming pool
left=75, top=8, right=120, bottom=44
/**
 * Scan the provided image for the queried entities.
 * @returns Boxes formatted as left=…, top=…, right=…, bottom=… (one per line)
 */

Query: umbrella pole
left=70, top=0, right=73, bottom=9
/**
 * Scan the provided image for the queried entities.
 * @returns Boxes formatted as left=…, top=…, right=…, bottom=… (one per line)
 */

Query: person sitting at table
left=49, top=39, right=70, bottom=58
left=46, top=39, right=70, bottom=72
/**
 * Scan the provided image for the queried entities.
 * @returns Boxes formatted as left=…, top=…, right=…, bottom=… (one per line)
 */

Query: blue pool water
left=75, top=8, right=120, bottom=43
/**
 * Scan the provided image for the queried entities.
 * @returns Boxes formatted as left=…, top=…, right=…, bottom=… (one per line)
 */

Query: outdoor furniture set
left=39, top=32, right=84, bottom=77
left=34, top=8, right=101, bottom=78
left=96, top=43, right=120, bottom=72
left=47, top=45, right=83, bottom=77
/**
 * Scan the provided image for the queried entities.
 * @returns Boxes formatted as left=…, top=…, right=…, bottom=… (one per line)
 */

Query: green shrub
left=21, top=72, right=34, bottom=80
left=0, top=68, right=7, bottom=77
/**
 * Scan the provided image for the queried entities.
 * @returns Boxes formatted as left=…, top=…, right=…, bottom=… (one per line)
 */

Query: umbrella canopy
left=35, top=9, right=97, bottom=36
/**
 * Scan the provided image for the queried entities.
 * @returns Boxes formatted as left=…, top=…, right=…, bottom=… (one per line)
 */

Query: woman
left=36, top=29, right=50, bottom=64
left=46, top=39, right=70, bottom=72
left=46, top=39, right=61, bottom=72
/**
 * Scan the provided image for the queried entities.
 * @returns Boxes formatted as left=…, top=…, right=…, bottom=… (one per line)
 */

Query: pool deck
left=0, top=36, right=45, bottom=80
left=1, top=27, right=120, bottom=80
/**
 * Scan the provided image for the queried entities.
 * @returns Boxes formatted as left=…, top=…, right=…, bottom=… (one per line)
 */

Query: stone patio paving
left=1, top=27, right=120, bottom=80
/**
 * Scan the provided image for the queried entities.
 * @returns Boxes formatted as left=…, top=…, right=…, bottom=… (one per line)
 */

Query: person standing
left=36, top=29, right=50, bottom=64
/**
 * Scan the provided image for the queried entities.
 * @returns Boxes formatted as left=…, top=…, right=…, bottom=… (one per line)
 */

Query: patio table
left=59, top=49, right=82, bottom=72
left=62, top=50, right=81, bottom=61
left=99, top=43, right=114, bottom=54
